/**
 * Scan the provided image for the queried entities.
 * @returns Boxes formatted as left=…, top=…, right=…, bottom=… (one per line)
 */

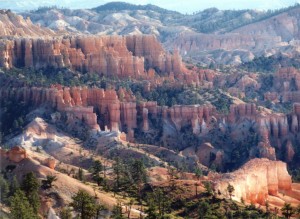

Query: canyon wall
left=0, top=35, right=185, bottom=77
left=166, top=8, right=300, bottom=65
left=0, top=10, right=54, bottom=37
left=1, top=86, right=299, bottom=160
left=213, top=159, right=296, bottom=205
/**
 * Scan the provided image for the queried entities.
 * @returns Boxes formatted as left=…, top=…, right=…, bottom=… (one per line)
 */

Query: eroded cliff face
left=267, top=67, right=300, bottom=103
left=213, top=159, right=300, bottom=206
left=166, top=8, right=300, bottom=65
left=1, top=85, right=299, bottom=165
left=0, top=10, right=54, bottom=37
left=0, top=146, right=28, bottom=163
left=0, top=35, right=185, bottom=77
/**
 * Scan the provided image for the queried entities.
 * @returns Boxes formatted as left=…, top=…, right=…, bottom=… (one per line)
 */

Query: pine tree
left=128, top=159, right=147, bottom=202
left=281, top=203, right=295, bottom=219
left=198, top=200, right=210, bottom=219
left=295, top=204, right=300, bottom=218
left=129, top=159, right=147, bottom=184
left=111, top=202, right=124, bottom=219
left=154, top=189, right=170, bottom=217
left=21, top=172, right=39, bottom=193
left=145, top=197, right=158, bottom=219
left=42, top=175, right=57, bottom=189
left=95, top=204, right=106, bottom=219
left=126, top=199, right=134, bottom=219
left=21, top=172, right=40, bottom=214
left=0, top=174, right=9, bottom=204
left=71, top=190, right=97, bottom=219
left=78, top=168, right=84, bottom=181
left=113, top=158, right=128, bottom=192
left=9, top=176, right=19, bottom=196
left=60, top=207, right=72, bottom=219
left=91, top=160, right=103, bottom=176
left=28, top=191, right=40, bottom=214
left=195, top=168, right=203, bottom=180
left=10, top=189, right=39, bottom=219
left=203, top=181, right=213, bottom=196
left=91, top=160, right=104, bottom=185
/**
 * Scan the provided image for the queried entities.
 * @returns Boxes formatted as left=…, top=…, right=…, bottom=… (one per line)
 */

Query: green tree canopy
left=71, top=190, right=97, bottom=219
left=10, top=189, right=39, bottom=219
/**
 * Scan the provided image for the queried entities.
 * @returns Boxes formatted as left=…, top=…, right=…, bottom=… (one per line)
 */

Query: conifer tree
left=71, top=190, right=97, bottom=219
left=9, top=175, right=19, bottom=196
left=0, top=175, right=9, bottom=204
left=21, top=172, right=40, bottom=214
left=10, top=189, right=39, bottom=219
left=112, top=201, right=124, bottom=219
left=281, top=203, right=295, bottom=219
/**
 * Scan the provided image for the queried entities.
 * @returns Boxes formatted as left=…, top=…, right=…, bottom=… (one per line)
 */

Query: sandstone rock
left=142, top=108, right=149, bottom=132
left=2, top=85, right=300, bottom=163
left=65, top=106, right=100, bottom=131
left=0, top=10, right=54, bottom=37
left=181, top=142, right=224, bottom=170
left=7, top=146, right=27, bottom=163
left=195, top=143, right=214, bottom=167
left=44, top=158, right=56, bottom=169
left=285, top=141, right=295, bottom=163
left=127, top=129, right=135, bottom=143
left=118, top=132, right=127, bottom=141
left=0, top=35, right=185, bottom=79
left=257, top=142, right=276, bottom=161
left=120, top=102, right=137, bottom=130
left=214, top=159, right=292, bottom=205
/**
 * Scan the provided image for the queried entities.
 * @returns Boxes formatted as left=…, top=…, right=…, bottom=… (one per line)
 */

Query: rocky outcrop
left=126, top=35, right=184, bottom=74
left=167, top=8, right=300, bottom=65
left=0, top=10, right=54, bottom=37
left=11, top=5, right=300, bottom=66
left=214, top=159, right=293, bottom=205
left=256, top=142, right=276, bottom=161
left=268, top=68, right=300, bottom=103
left=65, top=107, right=100, bottom=131
left=1, top=83, right=300, bottom=161
left=168, top=105, right=215, bottom=133
left=182, top=142, right=224, bottom=170
left=285, top=141, right=295, bottom=163
left=44, top=158, right=56, bottom=169
left=0, top=35, right=185, bottom=78
left=2, top=146, right=28, bottom=163
left=227, top=103, right=257, bottom=123
left=257, top=67, right=300, bottom=104
left=142, top=108, right=150, bottom=132
left=167, top=32, right=282, bottom=65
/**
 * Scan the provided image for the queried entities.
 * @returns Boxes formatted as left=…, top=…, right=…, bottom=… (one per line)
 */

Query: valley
left=0, top=2, right=300, bottom=219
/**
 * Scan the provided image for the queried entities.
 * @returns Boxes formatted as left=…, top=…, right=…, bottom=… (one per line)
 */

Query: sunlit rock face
left=44, top=158, right=56, bottom=169
left=0, top=35, right=185, bottom=78
left=263, top=68, right=300, bottom=104
left=2, top=146, right=28, bottom=163
left=213, top=159, right=293, bottom=205
left=167, top=7, right=300, bottom=65
left=0, top=10, right=54, bottom=37
left=1, top=82, right=300, bottom=159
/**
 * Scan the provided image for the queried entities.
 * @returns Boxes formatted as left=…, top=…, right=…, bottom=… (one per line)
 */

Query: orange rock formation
left=0, top=10, right=54, bottom=37
left=5, top=146, right=28, bottom=163
left=214, top=159, right=297, bottom=205
left=0, top=35, right=185, bottom=78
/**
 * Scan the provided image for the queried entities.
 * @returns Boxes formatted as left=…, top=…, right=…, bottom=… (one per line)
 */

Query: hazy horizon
left=0, top=0, right=299, bottom=13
